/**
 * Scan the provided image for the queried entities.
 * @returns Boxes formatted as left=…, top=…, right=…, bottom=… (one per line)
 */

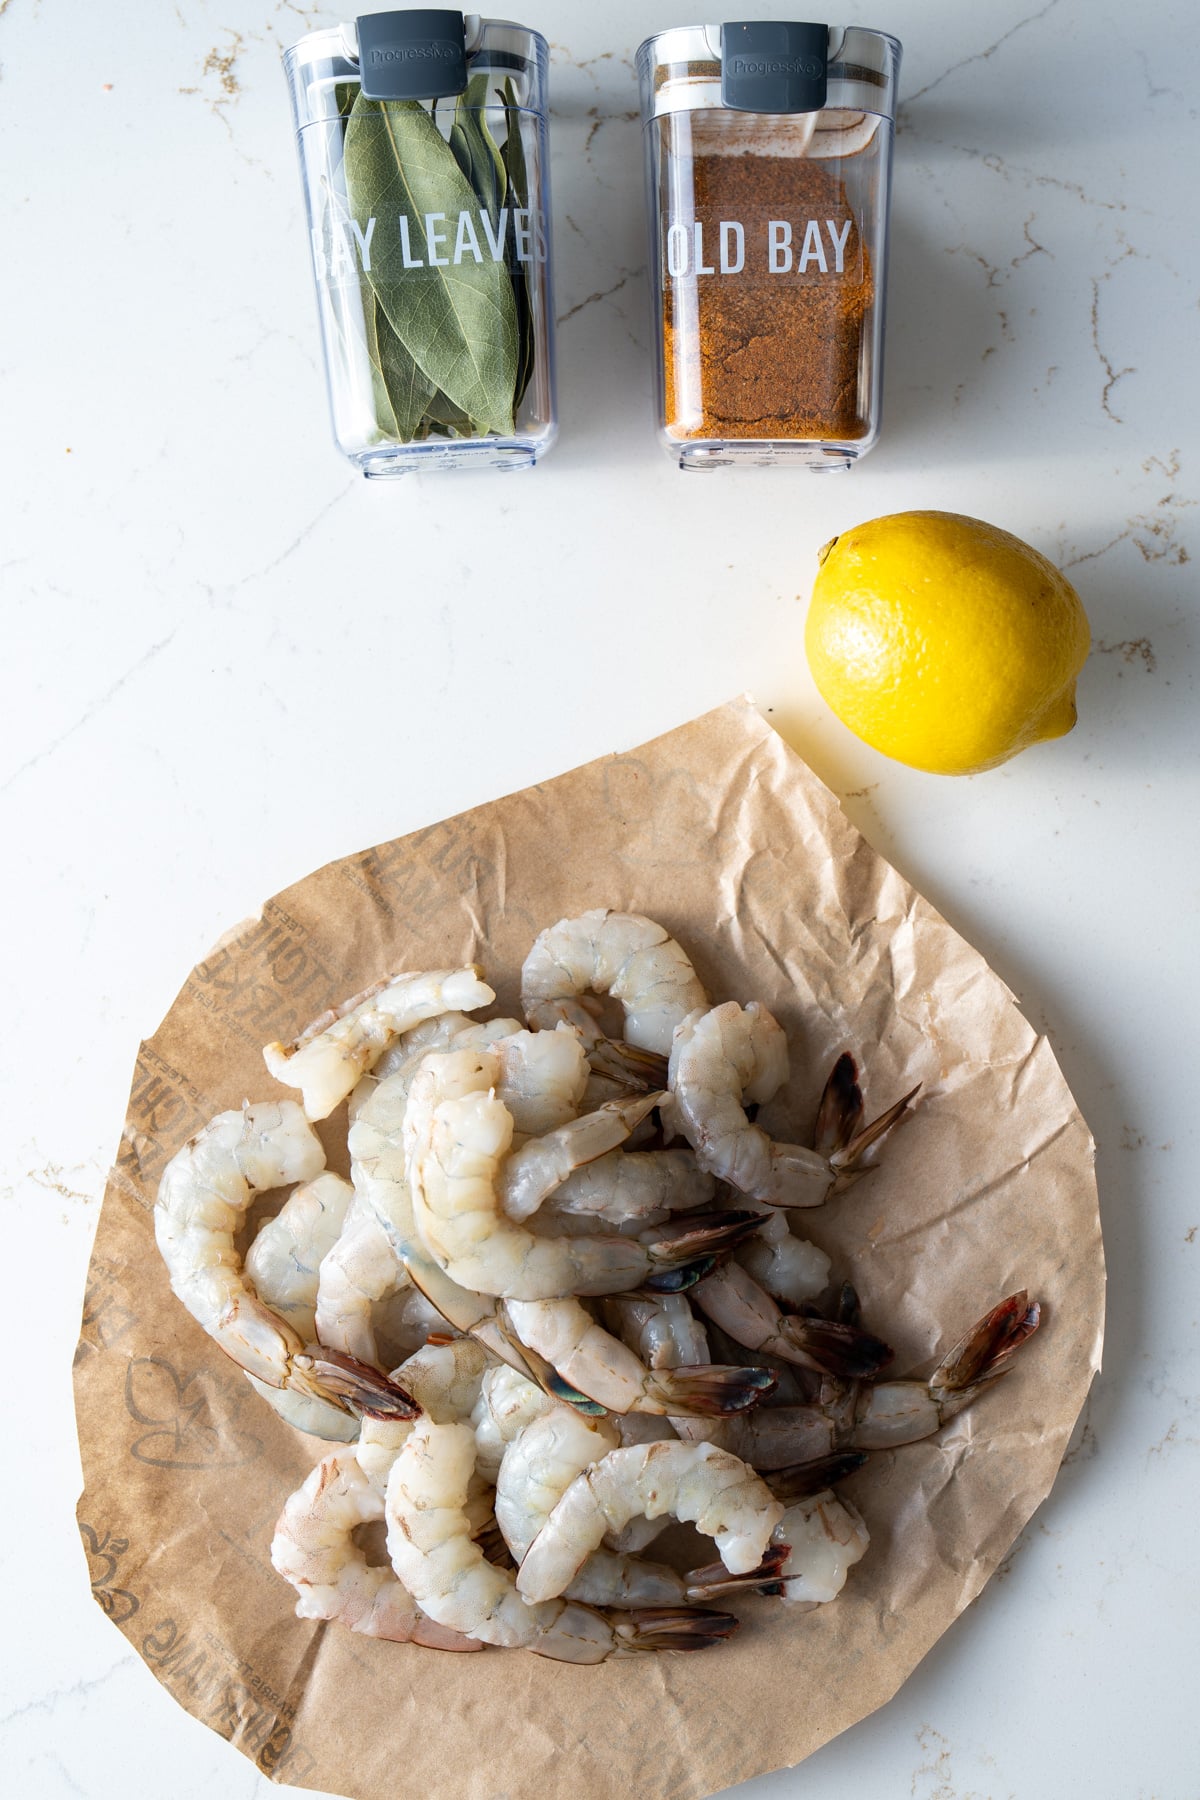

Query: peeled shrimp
left=680, top=1292, right=1042, bottom=1467
left=732, top=1207, right=829, bottom=1306
left=504, top=1295, right=774, bottom=1417
left=243, top=1171, right=357, bottom=1439
left=385, top=1420, right=739, bottom=1660
left=494, top=1403, right=775, bottom=1608
left=272, top=1336, right=496, bottom=1647
left=541, top=1147, right=714, bottom=1229
left=407, top=1048, right=758, bottom=1301
left=774, top=1492, right=869, bottom=1607
left=516, top=1438, right=784, bottom=1604
left=472, top=1364, right=555, bottom=1481
left=498, top=1088, right=663, bottom=1222
left=155, top=1101, right=413, bottom=1417
left=314, top=1191, right=409, bottom=1367
left=350, top=1011, right=579, bottom=1133
left=495, top=1408, right=616, bottom=1558
left=271, top=1452, right=481, bottom=1649
left=493, top=1021, right=590, bottom=1136
left=600, top=1291, right=710, bottom=1371
left=691, top=1260, right=894, bottom=1380
left=668, top=1003, right=915, bottom=1207
left=521, top=909, right=707, bottom=1054
left=263, top=966, right=495, bottom=1121
left=245, top=1172, right=355, bottom=1330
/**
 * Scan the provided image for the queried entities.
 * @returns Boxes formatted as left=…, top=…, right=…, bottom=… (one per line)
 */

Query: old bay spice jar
left=638, top=22, right=901, bottom=468
left=285, top=11, right=556, bottom=477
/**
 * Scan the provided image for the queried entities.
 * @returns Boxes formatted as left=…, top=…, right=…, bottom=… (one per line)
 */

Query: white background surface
left=3, top=0, right=1196, bottom=1795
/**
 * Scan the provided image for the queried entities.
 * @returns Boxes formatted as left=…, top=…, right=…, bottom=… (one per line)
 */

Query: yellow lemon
left=804, top=510, right=1091, bottom=775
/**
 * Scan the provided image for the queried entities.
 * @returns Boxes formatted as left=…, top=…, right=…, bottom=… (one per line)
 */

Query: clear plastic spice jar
left=285, top=11, right=556, bottom=477
left=638, top=21, right=901, bottom=470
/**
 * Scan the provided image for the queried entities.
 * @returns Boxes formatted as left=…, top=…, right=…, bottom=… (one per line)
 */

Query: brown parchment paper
left=74, top=698, right=1104, bottom=1800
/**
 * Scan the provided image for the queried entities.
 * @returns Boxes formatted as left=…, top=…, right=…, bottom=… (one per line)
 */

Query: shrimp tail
left=777, top=1315, right=895, bottom=1380
left=685, top=1542, right=791, bottom=1601
left=587, top=1039, right=670, bottom=1092
left=931, top=1291, right=1042, bottom=1396
left=644, top=1363, right=777, bottom=1416
left=298, top=1348, right=419, bottom=1420
left=494, top=1307, right=610, bottom=1418
left=611, top=1606, right=740, bottom=1651
left=642, top=1254, right=724, bottom=1293
left=813, top=1053, right=864, bottom=1157
left=766, top=1451, right=869, bottom=1502
left=642, top=1209, right=765, bottom=1269
left=827, top=1084, right=921, bottom=1193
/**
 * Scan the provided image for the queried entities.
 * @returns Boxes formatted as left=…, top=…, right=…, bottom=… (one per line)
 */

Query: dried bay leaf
left=449, top=74, right=507, bottom=226
left=365, top=291, right=436, bottom=443
left=344, top=94, right=518, bottom=437
left=499, top=80, right=536, bottom=411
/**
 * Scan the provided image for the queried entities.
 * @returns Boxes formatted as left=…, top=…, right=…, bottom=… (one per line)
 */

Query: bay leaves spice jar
left=638, top=22, right=901, bottom=469
left=285, top=11, right=556, bottom=476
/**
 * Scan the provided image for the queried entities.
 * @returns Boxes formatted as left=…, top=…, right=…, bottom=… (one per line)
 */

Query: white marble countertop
left=3, top=0, right=1196, bottom=1794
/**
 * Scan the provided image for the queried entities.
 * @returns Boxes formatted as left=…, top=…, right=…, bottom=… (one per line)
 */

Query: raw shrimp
left=272, top=1336, right=498, bottom=1645
left=350, top=1012, right=581, bottom=1135
left=668, top=1003, right=916, bottom=1207
left=245, top=1381, right=361, bottom=1442
left=347, top=1071, right=612, bottom=1412
left=271, top=1452, right=481, bottom=1649
left=347, top=1010, right=509, bottom=1121
left=541, top=1147, right=714, bottom=1229
left=504, top=1296, right=774, bottom=1417
left=516, top=1438, right=784, bottom=1604
left=155, top=1101, right=415, bottom=1418
left=495, top=1405, right=617, bottom=1557
left=678, top=1292, right=1041, bottom=1468
left=407, top=1048, right=761, bottom=1300
left=472, top=1364, right=555, bottom=1481
left=521, top=909, right=708, bottom=1055
left=385, top=1420, right=740, bottom=1659
left=314, top=1191, right=409, bottom=1367
left=499, top=1089, right=663, bottom=1221
left=600, top=1292, right=710, bottom=1371
left=495, top=1404, right=781, bottom=1608
left=682, top=1485, right=867, bottom=1609
left=691, top=1260, right=894, bottom=1380
left=245, top=1172, right=355, bottom=1331
left=244, top=1171, right=358, bottom=1439
left=348, top=1062, right=429, bottom=1259
left=735, top=1207, right=831, bottom=1307
left=263, top=966, right=495, bottom=1121
left=774, top=1492, right=869, bottom=1607
left=493, top=1021, right=590, bottom=1136
left=356, top=1338, right=493, bottom=1487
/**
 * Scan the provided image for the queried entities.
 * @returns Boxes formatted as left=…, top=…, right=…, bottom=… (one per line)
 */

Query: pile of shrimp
left=155, top=910, right=1041, bottom=1665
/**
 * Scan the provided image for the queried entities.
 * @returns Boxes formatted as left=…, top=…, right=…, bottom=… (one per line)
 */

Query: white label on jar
left=311, top=208, right=549, bottom=288
left=719, top=221, right=745, bottom=274
left=662, top=213, right=862, bottom=283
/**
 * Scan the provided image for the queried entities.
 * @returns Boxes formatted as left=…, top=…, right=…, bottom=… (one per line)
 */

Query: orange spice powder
left=663, top=153, right=873, bottom=441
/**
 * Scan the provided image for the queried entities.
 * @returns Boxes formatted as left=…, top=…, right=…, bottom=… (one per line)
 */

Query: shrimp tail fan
left=931, top=1291, right=1042, bottom=1396
left=767, top=1451, right=869, bottom=1503
left=685, top=1543, right=791, bottom=1601
left=641, top=1209, right=774, bottom=1293
left=644, top=1362, right=776, bottom=1416
left=298, top=1348, right=419, bottom=1420
left=613, top=1606, right=740, bottom=1651
left=777, top=1314, right=895, bottom=1380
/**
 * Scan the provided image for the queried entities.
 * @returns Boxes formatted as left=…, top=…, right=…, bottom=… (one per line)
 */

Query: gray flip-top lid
left=637, top=21, right=900, bottom=121
left=283, top=13, right=547, bottom=129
